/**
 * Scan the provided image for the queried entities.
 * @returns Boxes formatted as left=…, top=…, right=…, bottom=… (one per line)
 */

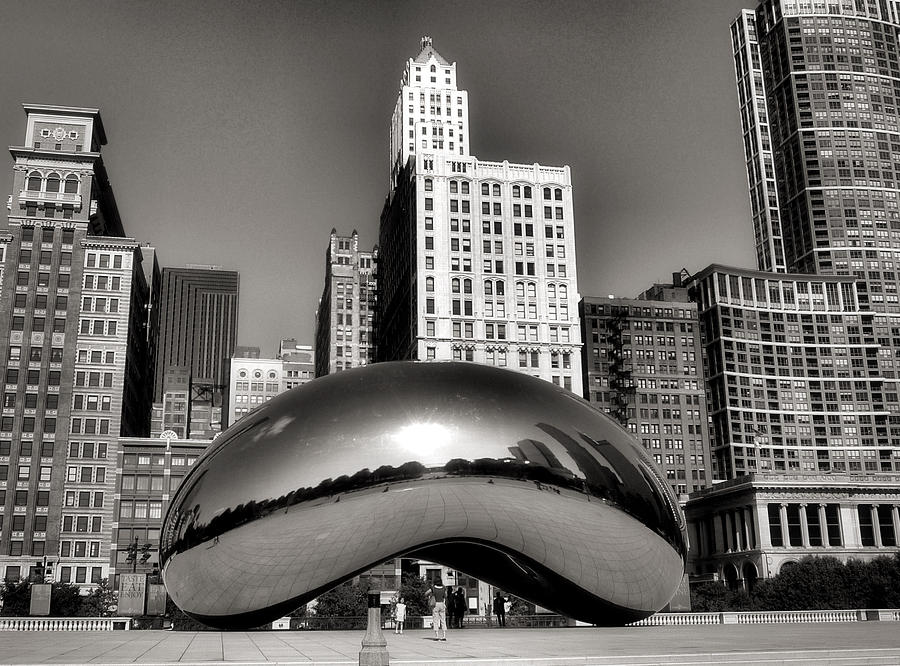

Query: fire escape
left=606, top=309, right=635, bottom=428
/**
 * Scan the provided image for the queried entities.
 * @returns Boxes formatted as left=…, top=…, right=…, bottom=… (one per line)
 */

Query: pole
left=359, top=590, right=389, bottom=666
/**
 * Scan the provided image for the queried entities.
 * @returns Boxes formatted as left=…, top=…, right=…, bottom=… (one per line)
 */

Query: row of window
left=118, top=500, right=163, bottom=519
left=0, top=441, right=54, bottom=458
left=24, top=172, right=79, bottom=194
left=0, top=464, right=52, bottom=482
left=0, top=416, right=57, bottom=433
left=425, top=180, right=564, bottom=201
left=0, top=514, right=48, bottom=532
left=14, top=272, right=70, bottom=289
left=12, top=293, right=67, bottom=311
left=18, top=249, right=72, bottom=266
left=83, top=274, right=122, bottom=291
left=20, top=226, right=73, bottom=244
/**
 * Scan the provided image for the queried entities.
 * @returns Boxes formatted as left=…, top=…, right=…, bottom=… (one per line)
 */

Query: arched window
left=527, top=282, right=537, bottom=298
left=515, top=282, right=525, bottom=298
left=543, top=187, right=551, bottom=200
left=496, top=280, right=505, bottom=296
left=548, top=284, right=557, bottom=299
left=559, top=284, right=568, bottom=300
left=492, top=183, right=500, bottom=196
left=463, top=278, right=472, bottom=294
left=523, top=186, right=532, bottom=199
left=484, top=280, right=493, bottom=296
left=26, top=172, right=42, bottom=191
left=430, top=65, right=436, bottom=72
left=45, top=173, right=61, bottom=193
left=481, top=182, right=490, bottom=195
left=451, top=278, right=460, bottom=293
left=555, top=188, right=563, bottom=200
left=64, top=175, right=79, bottom=194
left=512, top=185, right=520, bottom=198
left=425, top=277, right=434, bottom=292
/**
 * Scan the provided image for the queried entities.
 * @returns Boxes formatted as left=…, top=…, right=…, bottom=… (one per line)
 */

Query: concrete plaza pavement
left=1, top=624, right=900, bottom=665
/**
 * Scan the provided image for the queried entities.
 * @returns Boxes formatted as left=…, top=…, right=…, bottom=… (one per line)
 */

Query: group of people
left=394, top=583, right=511, bottom=641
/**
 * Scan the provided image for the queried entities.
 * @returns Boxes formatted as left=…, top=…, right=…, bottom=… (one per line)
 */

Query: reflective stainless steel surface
left=160, top=361, right=686, bottom=629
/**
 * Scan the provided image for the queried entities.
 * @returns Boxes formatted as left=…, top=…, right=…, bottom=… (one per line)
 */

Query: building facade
left=0, top=105, right=154, bottom=584
left=314, top=230, right=376, bottom=377
left=686, top=264, right=900, bottom=480
left=580, top=289, right=711, bottom=498
left=228, top=342, right=315, bottom=425
left=377, top=38, right=583, bottom=395
left=278, top=338, right=314, bottom=391
left=113, top=436, right=209, bottom=585
left=153, top=265, right=239, bottom=410
left=228, top=357, right=284, bottom=424
left=685, top=473, right=900, bottom=589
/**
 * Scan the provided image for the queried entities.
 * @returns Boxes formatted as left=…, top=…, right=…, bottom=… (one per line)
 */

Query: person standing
left=454, top=587, right=467, bottom=628
left=427, top=581, right=448, bottom=640
left=493, top=590, right=506, bottom=627
left=394, top=596, right=407, bottom=635
left=446, top=586, right=457, bottom=629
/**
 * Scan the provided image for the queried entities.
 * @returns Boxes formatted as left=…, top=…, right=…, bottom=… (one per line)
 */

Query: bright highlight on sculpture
left=160, top=362, right=686, bottom=629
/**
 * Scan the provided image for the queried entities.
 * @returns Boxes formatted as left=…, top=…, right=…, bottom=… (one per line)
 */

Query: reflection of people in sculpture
left=493, top=590, right=506, bottom=627
left=426, top=582, right=448, bottom=641
left=393, top=597, right=406, bottom=634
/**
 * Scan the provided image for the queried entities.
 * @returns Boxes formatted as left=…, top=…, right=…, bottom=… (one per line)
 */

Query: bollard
left=359, top=590, right=390, bottom=666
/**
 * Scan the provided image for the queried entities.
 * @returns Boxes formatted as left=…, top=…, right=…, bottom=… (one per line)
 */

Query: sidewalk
left=0, top=624, right=899, bottom=665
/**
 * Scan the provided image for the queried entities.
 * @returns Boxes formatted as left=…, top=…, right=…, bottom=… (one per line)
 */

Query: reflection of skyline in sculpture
left=161, top=362, right=686, bottom=629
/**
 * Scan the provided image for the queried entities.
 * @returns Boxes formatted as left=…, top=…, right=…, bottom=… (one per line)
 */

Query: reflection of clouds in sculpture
left=161, top=362, right=686, bottom=630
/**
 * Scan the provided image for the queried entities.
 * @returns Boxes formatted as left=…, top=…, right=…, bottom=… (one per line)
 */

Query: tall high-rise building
left=580, top=288, right=711, bottom=498
left=377, top=38, right=583, bottom=395
left=153, top=266, right=239, bottom=434
left=732, top=2, right=900, bottom=302
left=314, top=230, right=376, bottom=377
left=0, top=105, right=155, bottom=584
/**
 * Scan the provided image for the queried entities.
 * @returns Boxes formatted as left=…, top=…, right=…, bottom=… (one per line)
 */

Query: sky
left=0, top=0, right=756, bottom=355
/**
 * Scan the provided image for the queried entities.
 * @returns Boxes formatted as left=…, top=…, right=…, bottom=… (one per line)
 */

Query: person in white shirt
left=394, top=597, right=407, bottom=635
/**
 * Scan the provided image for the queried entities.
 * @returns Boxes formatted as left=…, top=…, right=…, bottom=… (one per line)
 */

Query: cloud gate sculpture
left=160, top=362, right=686, bottom=629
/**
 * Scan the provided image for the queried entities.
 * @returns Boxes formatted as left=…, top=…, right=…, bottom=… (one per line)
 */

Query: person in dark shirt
left=427, top=582, right=448, bottom=640
left=493, top=590, right=506, bottom=627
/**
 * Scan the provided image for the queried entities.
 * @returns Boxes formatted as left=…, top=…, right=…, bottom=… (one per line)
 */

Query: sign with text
left=146, top=584, right=167, bottom=616
left=118, top=573, right=147, bottom=616
left=29, top=584, right=51, bottom=616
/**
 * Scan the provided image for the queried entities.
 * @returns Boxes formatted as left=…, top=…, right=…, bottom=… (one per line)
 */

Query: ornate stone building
left=686, top=473, right=900, bottom=589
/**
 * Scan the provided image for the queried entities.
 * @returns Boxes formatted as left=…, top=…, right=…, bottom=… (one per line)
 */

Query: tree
left=79, top=579, right=117, bottom=617
left=313, top=582, right=368, bottom=617
left=689, top=554, right=900, bottom=612
left=506, top=594, right=534, bottom=616
left=49, top=582, right=83, bottom=617
left=0, top=580, right=31, bottom=616
left=398, top=573, right=431, bottom=617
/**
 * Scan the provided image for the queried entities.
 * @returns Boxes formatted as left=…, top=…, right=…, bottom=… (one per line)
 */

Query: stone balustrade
left=0, top=617, right=130, bottom=631
left=630, top=609, right=898, bottom=626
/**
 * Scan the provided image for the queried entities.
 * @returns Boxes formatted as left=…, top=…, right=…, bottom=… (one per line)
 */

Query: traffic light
left=140, top=543, right=152, bottom=564
left=125, top=541, right=138, bottom=563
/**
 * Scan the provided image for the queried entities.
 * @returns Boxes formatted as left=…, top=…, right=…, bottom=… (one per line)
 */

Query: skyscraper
left=732, top=1, right=900, bottom=302
left=314, top=230, right=377, bottom=377
left=0, top=105, right=154, bottom=584
left=377, top=38, right=583, bottom=395
left=153, top=266, right=239, bottom=433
